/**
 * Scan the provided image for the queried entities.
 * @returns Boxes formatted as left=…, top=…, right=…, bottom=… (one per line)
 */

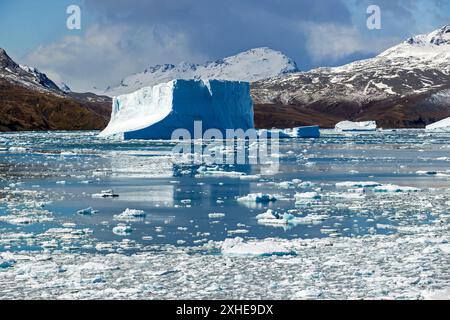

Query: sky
left=1, top=0, right=449, bottom=92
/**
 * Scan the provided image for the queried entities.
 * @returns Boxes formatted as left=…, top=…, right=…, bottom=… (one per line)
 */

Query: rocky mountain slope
left=100, top=47, right=298, bottom=97
left=0, top=48, right=111, bottom=131
left=252, top=24, right=450, bottom=129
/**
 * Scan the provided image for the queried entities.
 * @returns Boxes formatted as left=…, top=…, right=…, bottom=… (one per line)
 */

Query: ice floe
left=221, top=237, right=295, bottom=256
left=237, top=193, right=277, bottom=203
left=113, top=209, right=146, bottom=222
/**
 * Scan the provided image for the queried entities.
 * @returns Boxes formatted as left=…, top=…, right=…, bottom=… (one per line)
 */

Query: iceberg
left=426, top=117, right=450, bottom=132
left=99, top=79, right=254, bottom=140
left=335, top=121, right=377, bottom=132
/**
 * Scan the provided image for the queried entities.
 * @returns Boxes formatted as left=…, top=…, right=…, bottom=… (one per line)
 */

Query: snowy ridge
left=253, top=25, right=450, bottom=106
left=0, top=48, right=61, bottom=94
left=101, top=47, right=298, bottom=97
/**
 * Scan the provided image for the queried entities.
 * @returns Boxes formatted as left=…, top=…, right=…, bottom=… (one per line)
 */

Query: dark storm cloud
left=25, top=0, right=450, bottom=91
left=84, top=0, right=353, bottom=64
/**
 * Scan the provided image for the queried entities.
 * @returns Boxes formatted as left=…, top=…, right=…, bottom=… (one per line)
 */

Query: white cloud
left=26, top=24, right=204, bottom=92
left=301, top=23, right=398, bottom=63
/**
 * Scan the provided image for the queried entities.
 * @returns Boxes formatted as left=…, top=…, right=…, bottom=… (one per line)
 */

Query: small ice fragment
left=92, top=189, right=119, bottom=198
left=335, top=181, right=381, bottom=188
left=8, top=147, right=28, bottom=153
left=373, top=184, right=420, bottom=193
left=113, top=208, right=146, bottom=221
left=255, top=209, right=295, bottom=226
left=208, top=213, right=225, bottom=219
left=77, top=207, right=98, bottom=215
left=221, top=237, right=295, bottom=256
left=237, top=193, right=277, bottom=203
left=294, top=192, right=321, bottom=200
left=0, top=255, right=16, bottom=269
left=112, top=224, right=132, bottom=236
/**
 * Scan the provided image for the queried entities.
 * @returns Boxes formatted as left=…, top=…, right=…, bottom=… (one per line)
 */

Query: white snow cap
left=101, top=47, right=298, bottom=97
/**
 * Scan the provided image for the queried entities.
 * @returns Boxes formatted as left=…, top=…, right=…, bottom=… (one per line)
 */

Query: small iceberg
left=112, top=224, right=133, bottom=236
left=336, top=181, right=382, bottom=188
left=208, top=213, right=226, bottom=219
left=373, top=184, right=420, bottom=193
left=221, top=237, right=295, bottom=256
left=335, top=120, right=377, bottom=132
left=113, top=208, right=146, bottom=221
left=0, top=254, right=16, bottom=269
left=92, top=190, right=119, bottom=198
left=256, top=209, right=294, bottom=226
left=294, top=192, right=321, bottom=200
left=237, top=193, right=277, bottom=203
left=77, top=207, right=98, bottom=215
left=426, top=117, right=450, bottom=132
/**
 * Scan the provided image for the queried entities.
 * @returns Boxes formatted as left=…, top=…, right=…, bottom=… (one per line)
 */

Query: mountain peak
left=0, top=48, right=19, bottom=70
left=405, top=24, right=450, bottom=46
left=101, top=47, right=298, bottom=97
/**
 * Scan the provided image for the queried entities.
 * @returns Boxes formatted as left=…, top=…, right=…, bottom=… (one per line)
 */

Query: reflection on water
left=0, top=130, right=449, bottom=252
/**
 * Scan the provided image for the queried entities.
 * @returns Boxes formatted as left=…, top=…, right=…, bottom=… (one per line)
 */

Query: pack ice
left=335, top=121, right=377, bottom=132
left=426, top=117, right=450, bottom=132
left=100, top=79, right=254, bottom=140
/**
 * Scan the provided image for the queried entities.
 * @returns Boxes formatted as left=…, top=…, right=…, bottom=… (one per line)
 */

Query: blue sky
left=1, top=0, right=449, bottom=91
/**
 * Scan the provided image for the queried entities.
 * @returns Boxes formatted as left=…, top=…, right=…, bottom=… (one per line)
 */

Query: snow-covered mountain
left=252, top=25, right=450, bottom=129
left=0, top=48, right=111, bottom=131
left=100, top=47, right=298, bottom=97
left=0, top=48, right=61, bottom=94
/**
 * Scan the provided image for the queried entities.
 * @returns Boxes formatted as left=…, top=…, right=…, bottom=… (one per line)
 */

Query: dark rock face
left=0, top=48, right=112, bottom=132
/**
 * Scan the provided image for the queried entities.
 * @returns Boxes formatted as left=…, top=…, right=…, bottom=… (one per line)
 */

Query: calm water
left=0, top=130, right=449, bottom=253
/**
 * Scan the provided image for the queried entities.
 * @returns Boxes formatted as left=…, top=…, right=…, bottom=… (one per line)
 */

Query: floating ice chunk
left=113, top=208, right=146, bottom=221
left=290, top=126, right=320, bottom=138
left=8, top=147, right=28, bottom=153
left=422, top=287, right=450, bottom=300
left=92, top=190, right=119, bottom=198
left=112, top=224, right=133, bottom=236
left=426, top=117, right=450, bottom=132
left=208, top=213, right=226, bottom=219
left=239, top=175, right=261, bottom=181
left=373, top=184, right=421, bottom=193
left=227, top=229, right=249, bottom=235
left=335, top=121, right=377, bottom=132
left=99, top=79, right=254, bottom=140
left=221, top=237, right=295, bottom=256
left=260, top=126, right=321, bottom=139
left=77, top=207, right=98, bottom=215
left=0, top=255, right=16, bottom=269
left=416, top=170, right=438, bottom=176
left=335, top=181, right=382, bottom=188
left=256, top=209, right=294, bottom=226
left=294, top=192, right=321, bottom=200
left=237, top=193, right=277, bottom=203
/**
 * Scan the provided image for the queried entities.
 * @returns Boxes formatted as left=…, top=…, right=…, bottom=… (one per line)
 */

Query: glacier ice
left=335, top=121, right=377, bottom=132
left=426, top=117, right=450, bottom=132
left=99, top=79, right=254, bottom=140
